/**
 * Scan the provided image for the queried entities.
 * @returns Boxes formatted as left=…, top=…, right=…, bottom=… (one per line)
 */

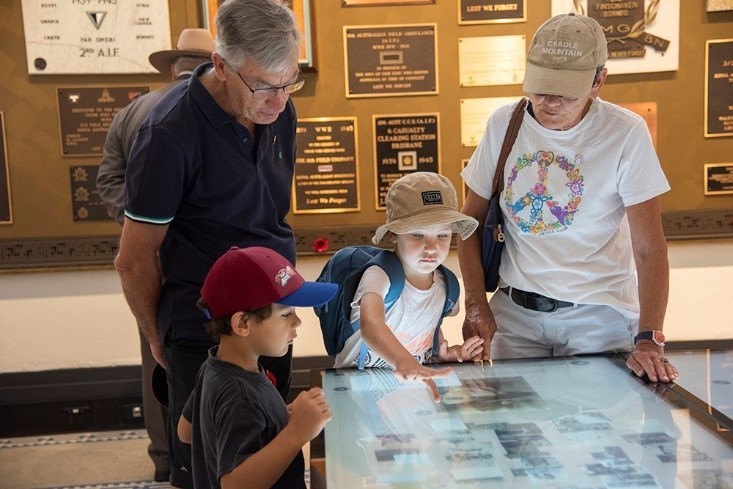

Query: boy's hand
left=437, top=336, right=484, bottom=363
left=393, top=361, right=453, bottom=402
left=286, top=387, right=332, bottom=444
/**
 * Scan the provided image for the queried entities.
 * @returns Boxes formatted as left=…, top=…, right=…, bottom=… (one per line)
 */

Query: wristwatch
left=634, top=330, right=665, bottom=346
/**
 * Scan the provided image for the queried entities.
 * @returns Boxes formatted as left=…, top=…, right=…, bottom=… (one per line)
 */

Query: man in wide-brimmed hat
left=148, top=28, right=215, bottom=79
left=97, top=27, right=214, bottom=484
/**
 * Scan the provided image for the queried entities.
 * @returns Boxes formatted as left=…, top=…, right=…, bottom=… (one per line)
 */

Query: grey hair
left=215, top=0, right=301, bottom=73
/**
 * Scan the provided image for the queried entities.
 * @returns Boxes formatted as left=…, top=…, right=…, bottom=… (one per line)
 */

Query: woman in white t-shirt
left=458, top=13, right=678, bottom=384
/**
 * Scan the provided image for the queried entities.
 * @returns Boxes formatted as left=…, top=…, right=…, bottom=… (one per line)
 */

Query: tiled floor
left=0, top=429, right=167, bottom=489
left=0, top=429, right=314, bottom=489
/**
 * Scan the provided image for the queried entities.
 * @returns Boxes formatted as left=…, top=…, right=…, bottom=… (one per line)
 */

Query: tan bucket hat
left=373, top=172, right=478, bottom=245
left=148, top=28, right=214, bottom=78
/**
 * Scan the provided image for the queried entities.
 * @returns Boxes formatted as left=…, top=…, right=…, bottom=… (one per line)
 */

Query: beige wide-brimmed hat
left=373, top=172, right=478, bottom=245
left=148, top=28, right=214, bottom=78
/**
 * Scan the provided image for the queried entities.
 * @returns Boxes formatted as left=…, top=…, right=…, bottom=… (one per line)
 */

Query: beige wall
left=1, top=240, right=731, bottom=374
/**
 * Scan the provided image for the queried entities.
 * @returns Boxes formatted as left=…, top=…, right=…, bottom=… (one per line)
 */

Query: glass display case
left=321, top=355, right=733, bottom=488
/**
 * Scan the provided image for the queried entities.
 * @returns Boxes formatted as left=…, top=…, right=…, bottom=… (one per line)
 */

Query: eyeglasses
left=533, top=94, right=579, bottom=103
left=230, top=67, right=305, bottom=100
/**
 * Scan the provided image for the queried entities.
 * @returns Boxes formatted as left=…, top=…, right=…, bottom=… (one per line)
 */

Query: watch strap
left=634, top=330, right=665, bottom=346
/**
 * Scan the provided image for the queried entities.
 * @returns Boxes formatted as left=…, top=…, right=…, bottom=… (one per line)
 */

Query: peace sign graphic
left=504, top=150, right=584, bottom=235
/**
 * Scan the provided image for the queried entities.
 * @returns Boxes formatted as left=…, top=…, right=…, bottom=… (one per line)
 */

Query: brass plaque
left=57, top=86, right=148, bottom=157
left=373, top=113, right=440, bottom=209
left=293, top=118, right=360, bottom=214
left=0, top=112, right=12, bottom=224
left=705, top=163, right=733, bottom=195
left=705, top=39, right=733, bottom=138
left=70, top=165, right=114, bottom=221
left=458, top=0, right=526, bottom=25
left=459, top=35, right=526, bottom=87
left=343, top=24, right=438, bottom=98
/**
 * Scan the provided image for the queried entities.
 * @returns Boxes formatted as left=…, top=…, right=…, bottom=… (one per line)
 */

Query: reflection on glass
left=323, top=356, right=733, bottom=488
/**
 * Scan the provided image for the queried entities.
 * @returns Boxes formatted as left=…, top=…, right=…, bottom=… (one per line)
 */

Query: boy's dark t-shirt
left=183, top=347, right=306, bottom=488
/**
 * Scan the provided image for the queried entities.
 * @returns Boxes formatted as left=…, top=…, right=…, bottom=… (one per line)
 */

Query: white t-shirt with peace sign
left=462, top=98, right=670, bottom=315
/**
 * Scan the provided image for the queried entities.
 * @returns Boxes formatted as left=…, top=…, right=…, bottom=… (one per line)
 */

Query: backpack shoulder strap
left=352, top=249, right=405, bottom=368
left=366, top=250, right=405, bottom=308
left=430, top=265, right=461, bottom=358
left=438, top=265, right=460, bottom=317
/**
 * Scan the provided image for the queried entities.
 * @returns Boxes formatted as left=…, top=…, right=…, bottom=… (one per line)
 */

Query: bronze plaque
left=57, top=86, right=148, bottom=156
left=70, top=165, right=114, bottom=221
left=705, top=163, right=733, bottom=195
left=374, top=114, right=440, bottom=209
left=344, top=24, right=438, bottom=98
left=0, top=112, right=12, bottom=224
left=618, top=102, right=657, bottom=149
left=293, top=118, right=360, bottom=214
left=458, top=0, right=526, bottom=25
left=705, top=39, right=733, bottom=138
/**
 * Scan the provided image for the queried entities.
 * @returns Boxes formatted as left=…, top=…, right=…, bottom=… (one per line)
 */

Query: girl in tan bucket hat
left=333, top=171, right=484, bottom=401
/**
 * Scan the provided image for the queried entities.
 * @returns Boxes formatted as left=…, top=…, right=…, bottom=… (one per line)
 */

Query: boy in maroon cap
left=178, top=246, right=337, bottom=488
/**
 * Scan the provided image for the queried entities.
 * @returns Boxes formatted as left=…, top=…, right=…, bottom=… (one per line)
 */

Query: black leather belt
left=500, top=287, right=573, bottom=313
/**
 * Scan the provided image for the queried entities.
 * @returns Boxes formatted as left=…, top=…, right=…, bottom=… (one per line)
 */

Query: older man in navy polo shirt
left=114, top=1, right=305, bottom=487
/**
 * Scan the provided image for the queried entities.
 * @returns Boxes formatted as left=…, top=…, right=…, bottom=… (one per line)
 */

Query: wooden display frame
left=201, top=0, right=315, bottom=68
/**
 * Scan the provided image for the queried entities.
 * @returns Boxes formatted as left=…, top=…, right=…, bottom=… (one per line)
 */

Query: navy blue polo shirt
left=125, top=63, right=297, bottom=342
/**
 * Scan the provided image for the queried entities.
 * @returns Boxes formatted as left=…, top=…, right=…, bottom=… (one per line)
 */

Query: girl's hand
left=393, top=360, right=452, bottom=402
left=438, top=335, right=484, bottom=362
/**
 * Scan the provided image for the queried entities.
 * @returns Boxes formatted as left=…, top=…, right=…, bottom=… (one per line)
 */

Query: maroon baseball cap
left=200, top=246, right=337, bottom=318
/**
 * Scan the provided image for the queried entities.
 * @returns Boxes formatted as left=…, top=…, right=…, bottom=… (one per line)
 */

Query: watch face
left=653, top=330, right=666, bottom=345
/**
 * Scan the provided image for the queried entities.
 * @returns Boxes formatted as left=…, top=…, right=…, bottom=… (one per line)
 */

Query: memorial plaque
left=374, top=114, right=440, bottom=209
left=551, top=0, right=679, bottom=75
left=344, top=24, right=438, bottom=98
left=293, top=118, right=360, bottom=214
left=458, top=0, right=526, bottom=24
left=705, top=39, right=733, bottom=138
left=459, top=35, right=526, bottom=87
left=70, top=165, right=113, bottom=221
left=460, top=97, right=516, bottom=147
left=705, top=163, right=733, bottom=195
left=21, top=1, right=170, bottom=74
left=58, top=86, right=148, bottom=157
left=706, top=0, right=733, bottom=12
left=0, top=112, right=12, bottom=224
